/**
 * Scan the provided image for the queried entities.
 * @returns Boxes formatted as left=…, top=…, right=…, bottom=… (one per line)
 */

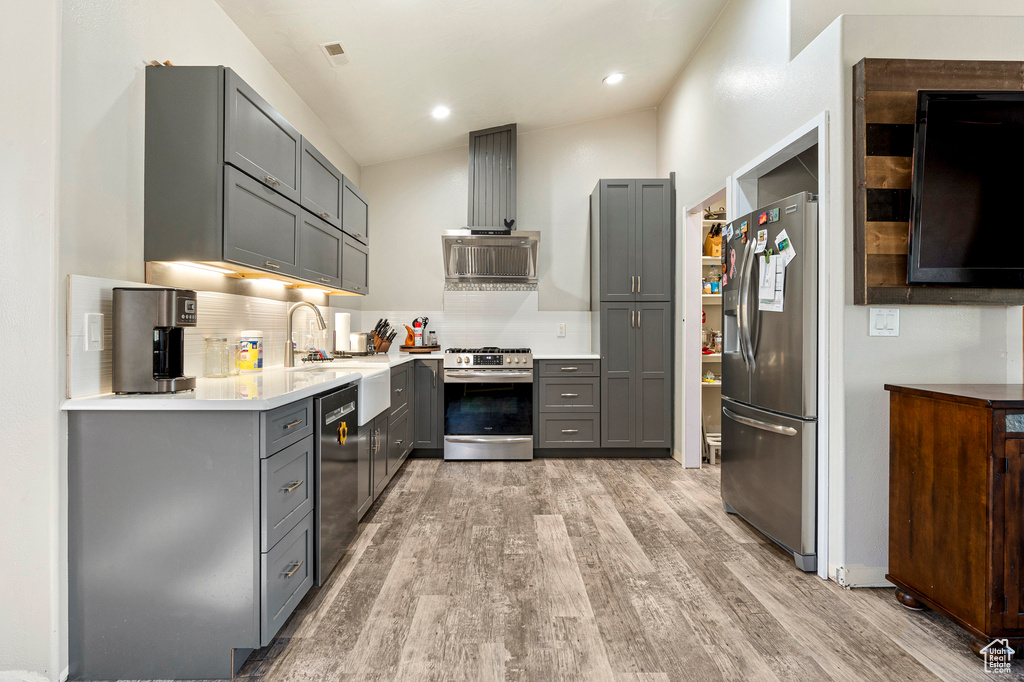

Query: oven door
left=444, top=370, right=533, bottom=437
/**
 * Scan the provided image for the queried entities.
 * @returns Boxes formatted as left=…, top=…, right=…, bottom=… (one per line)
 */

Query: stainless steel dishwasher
left=315, top=383, right=358, bottom=585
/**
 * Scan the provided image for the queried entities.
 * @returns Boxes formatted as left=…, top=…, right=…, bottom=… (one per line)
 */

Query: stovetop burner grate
left=445, top=347, right=532, bottom=354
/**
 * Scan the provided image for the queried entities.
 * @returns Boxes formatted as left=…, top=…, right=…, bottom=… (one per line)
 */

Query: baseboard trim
left=828, top=562, right=893, bottom=588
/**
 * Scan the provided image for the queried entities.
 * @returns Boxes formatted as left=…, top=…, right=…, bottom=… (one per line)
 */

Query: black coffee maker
left=112, top=287, right=197, bottom=394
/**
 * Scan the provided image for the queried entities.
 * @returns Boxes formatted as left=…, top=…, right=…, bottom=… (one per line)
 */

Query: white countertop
left=59, top=353, right=438, bottom=411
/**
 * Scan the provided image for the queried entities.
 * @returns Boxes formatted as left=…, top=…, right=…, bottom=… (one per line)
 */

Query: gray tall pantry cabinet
left=143, top=65, right=369, bottom=294
left=591, top=179, right=674, bottom=450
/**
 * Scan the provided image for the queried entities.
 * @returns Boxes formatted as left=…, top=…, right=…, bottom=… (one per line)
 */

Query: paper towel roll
left=334, top=313, right=351, bottom=352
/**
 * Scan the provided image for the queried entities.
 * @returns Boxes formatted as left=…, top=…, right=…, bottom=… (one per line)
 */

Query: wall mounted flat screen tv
left=908, top=91, right=1024, bottom=287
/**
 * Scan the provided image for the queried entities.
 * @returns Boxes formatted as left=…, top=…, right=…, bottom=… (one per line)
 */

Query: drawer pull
left=318, top=277, right=331, bottom=283
left=561, top=367, right=579, bottom=371
left=395, top=439, right=403, bottom=446
left=280, top=480, right=304, bottom=494
left=282, top=560, right=304, bottom=579
left=283, top=418, right=304, bottom=430
left=264, top=175, right=281, bottom=186
left=395, top=387, right=404, bottom=394
left=561, top=429, right=579, bottom=434
left=264, top=261, right=281, bottom=269
left=560, top=393, right=579, bottom=398
left=318, top=211, right=331, bottom=220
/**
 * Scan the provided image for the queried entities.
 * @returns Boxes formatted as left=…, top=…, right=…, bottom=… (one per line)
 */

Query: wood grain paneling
left=853, top=58, right=1024, bottom=305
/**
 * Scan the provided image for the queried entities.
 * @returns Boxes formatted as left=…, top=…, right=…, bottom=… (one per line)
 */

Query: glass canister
left=204, top=337, right=232, bottom=377
left=228, top=340, right=241, bottom=376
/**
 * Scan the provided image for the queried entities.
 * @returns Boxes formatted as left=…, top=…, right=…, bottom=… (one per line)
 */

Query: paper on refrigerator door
left=759, top=255, right=785, bottom=312
left=774, top=229, right=797, bottom=266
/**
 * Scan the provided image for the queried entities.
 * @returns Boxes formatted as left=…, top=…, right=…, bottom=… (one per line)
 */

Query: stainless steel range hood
left=442, top=230, right=540, bottom=284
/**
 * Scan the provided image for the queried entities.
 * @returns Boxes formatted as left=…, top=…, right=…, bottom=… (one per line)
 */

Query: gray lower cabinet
left=413, top=359, right=442, bottom=448
left=538, top=359, right=601, bottom=377
left=371, top=412, right=389, bottom=495
left=539, top=414, right=600, bottom=447
left=225, top=69, right=301, bottom=203
left=388, top=409, right=412, bottom=472
left=144, top=65, right=371, bottom=292
left=224, top=165, right=302, bottom=275
left=68, top=395, right=326, bottom=680
left=300, top=139, right=343, bottom=227
left=601, top=303, right=637, bottom=446
left=298, top=211, right=343, bottom=288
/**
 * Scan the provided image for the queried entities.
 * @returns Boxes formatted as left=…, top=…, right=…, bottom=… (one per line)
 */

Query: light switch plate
left=869, top=308, right=899, bottom=337
left=84, top=313, right=104, bottom=351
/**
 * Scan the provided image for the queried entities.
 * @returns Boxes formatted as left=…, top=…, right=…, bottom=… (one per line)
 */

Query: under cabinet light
left=170, top=261, right=236, bottom=275
left=255, top=278, right=288, bottom=287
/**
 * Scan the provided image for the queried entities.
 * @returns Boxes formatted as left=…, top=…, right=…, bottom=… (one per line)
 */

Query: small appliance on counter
left=347, top=332, right=376, bottom=356
left=112, top=287, right=197, bottom=394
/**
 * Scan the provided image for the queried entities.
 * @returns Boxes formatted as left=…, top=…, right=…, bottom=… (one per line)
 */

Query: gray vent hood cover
left=442, top=230, right=540, bottom=284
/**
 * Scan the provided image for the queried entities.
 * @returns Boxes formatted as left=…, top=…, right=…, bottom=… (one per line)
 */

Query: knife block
left=372, top=332, right=392, bottom=355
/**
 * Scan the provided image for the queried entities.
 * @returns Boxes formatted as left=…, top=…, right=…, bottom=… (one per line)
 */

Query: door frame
left=681, top=112, right=830, bottom=581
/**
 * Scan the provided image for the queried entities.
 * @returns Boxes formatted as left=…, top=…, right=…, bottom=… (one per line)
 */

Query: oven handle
left=444, top=436, right=534, bottom=444
left=443, top=371, right=534, bottom=384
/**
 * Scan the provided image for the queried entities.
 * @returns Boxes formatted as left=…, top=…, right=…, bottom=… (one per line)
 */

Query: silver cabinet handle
left=722, top=407, right=798, bottom=436
left=561, top=429, right=579, bottom=434
left=280, top=480, right=303, bottom=494
left=638, top=275, right=641, bottom=293
left=560, top=393, right=579, bottom=398
left=631, top=275, right=635, bottom=293
left=283, top=418, right=303, bottom=430
left=395, top=387, right=404, bottom=394
left=319, top=277, right=331, bottom=283
left=432, top=365, right=437, bottom=388
left=282, top=560, right=303, bottom=579
left=638, top=310, right=641, bottom=328
left=395, top=439, right=403, bottom=446
left=561, top=367, right=578, bottom=372
left=318, top=211, right=331, bottom=219
left=631, top=310, right=635, bottom=328
left=264, top=175, right=281, bottom=186
left=264, top=261, right=281, bottom=269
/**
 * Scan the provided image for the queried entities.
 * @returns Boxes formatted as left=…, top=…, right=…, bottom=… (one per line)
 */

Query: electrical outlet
left=556, top=323, right=566, bottom=338
left=84, top=313, right=104, bottom=351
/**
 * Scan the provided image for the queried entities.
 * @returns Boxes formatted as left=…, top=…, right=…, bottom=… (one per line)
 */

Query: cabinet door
left=1004, top=438, right=1024, bottom=629
left=224, top=70, right=301, bottom=202
left=635, top=301, right=672, bottom=447
left=341, top=233, right=369, bottom=295
left=298, top=211, right=343, bottom=288
left=300, top=140, right=342, bottom=227
left=413, top=360, right=441, bottom=448
left=599, top=181, right=636, bottom=302
left=388, top=410, right=410, bottom=473
left=600, top=302, right=636, bottom=447
left=372, top=416, right=389, bottom=494
left=635, top=179, right=673, bottom=302
left=342, top=178, right=369, bottom=244
left=224, top=166, right=301, bottom=275
left=357, top=425, right=372, bottom=519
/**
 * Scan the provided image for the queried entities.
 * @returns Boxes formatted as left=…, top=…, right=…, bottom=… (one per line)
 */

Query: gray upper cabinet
left=468, top=123, right=516, bottom=229
left=224, top=165, right=301, bottom=276
left=341, top=233, right=369, bottom=295
left=300, top=140, right=342, bottom=227
left=412, top=359, right=442, bottom=448
left=298, top=211, right=343, bottom=288
left=144, top=65, right=370, bottom=291
left=635, top=180, right=673, bottom=301
left=342, top=178, right=369, bottom=244
left=225, top=69, right=301, bottom=203
left=591, top=179, right=673, bottom=303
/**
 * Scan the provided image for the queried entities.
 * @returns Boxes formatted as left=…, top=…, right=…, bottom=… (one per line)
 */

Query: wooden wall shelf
left=852, top=58, right=1024, bottom=306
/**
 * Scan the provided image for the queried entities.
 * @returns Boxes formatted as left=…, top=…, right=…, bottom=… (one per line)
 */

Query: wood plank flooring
left=236, top=458, right=1003, bottom=681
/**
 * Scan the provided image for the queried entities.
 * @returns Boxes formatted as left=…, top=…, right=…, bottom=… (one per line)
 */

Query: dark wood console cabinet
left=885, top=384, right=1024, bottom=653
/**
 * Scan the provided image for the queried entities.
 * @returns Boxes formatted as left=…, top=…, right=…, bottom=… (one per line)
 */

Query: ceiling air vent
left=319, top=41, right=350, bottom=67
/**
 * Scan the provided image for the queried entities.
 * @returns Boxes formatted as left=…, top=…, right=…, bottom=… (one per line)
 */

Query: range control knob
left=506, top=356, right=512, bottom=363
left=456, top=356, right=462, bottom=363
left=463, top=355, right=471, bottom=364
left=519, top=356, right=526, bottom=364
left=514, top=357, right=520, bottom=363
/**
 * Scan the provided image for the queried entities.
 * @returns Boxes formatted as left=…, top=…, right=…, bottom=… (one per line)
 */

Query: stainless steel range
left=443, top=347, right=534, bottom=461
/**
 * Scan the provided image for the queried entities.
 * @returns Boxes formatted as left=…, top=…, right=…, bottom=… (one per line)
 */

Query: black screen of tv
left=909, top=91, right=1024, bottom=286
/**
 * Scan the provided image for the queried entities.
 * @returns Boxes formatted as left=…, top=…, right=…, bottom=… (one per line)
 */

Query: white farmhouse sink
left=350, top=368, right=390, bottom=426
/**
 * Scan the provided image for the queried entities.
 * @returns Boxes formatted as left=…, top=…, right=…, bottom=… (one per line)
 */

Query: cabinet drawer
left=261, top=510, right=314, bottom=645
left=261, top=399, right=313, bottom=456
left=539, top=414, right=600, bottom=447
left=538, top=359, right=600, bottom=377
left=390, top=364, right=411, bottom=418
left=261, top=435, right=314, bottom=552
left=539, top=377, right=600, bottom=412
left=388, top=409, right=411, bottom=472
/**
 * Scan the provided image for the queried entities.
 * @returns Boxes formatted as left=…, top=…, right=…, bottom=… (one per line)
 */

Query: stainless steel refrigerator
left=720, top=192, right=818, bottom=572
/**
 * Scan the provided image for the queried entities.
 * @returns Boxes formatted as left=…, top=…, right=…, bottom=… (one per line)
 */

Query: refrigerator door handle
left=722, top=407, right=798, bottom=436
left=738, top=243, right=756, bottom=368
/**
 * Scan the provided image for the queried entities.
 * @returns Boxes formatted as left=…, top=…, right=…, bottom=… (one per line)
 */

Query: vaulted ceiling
left=216, top=0, right=729, bottom=166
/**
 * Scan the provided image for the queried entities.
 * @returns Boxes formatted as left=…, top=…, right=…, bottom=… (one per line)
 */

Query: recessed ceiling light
left=431, top=105, right=451, bottom=120
left=603, top=72, right=624, bottom=85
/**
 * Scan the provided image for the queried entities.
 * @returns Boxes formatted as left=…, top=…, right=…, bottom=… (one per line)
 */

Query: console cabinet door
left=635, top=179, right=673, bottom=302
left=635, top=301, right=672, bottom=447
left=224, top=69, right=301, bottom=202
left=413, top=360, right=441, bottom=448
left=300, top=140, right=342, bottom=227
left=600, top=302, right=636, bottom=447
left=224, top=166, right=301, bottom=276
left=341, top=234, right=369, bottom=295
left=298, top=212, right=343, bottom=288
left=342, top=178, right=369, bottom=244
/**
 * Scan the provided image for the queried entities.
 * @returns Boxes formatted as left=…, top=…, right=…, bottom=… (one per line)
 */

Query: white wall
left=0, top=1, right=62, bottom=679
left=359, top=110, right=658, bottom=312
left=789, top=0, right=1024, bottom=57
left=657, top=0, right=1024, bottom=584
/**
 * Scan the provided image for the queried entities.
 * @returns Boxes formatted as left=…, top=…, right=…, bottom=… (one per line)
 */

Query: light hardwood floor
left=237, top=458, right=1002, bottom=681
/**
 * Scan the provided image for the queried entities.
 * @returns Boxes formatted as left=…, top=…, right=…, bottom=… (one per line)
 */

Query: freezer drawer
left=720, top=398, right=816, bottom=571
